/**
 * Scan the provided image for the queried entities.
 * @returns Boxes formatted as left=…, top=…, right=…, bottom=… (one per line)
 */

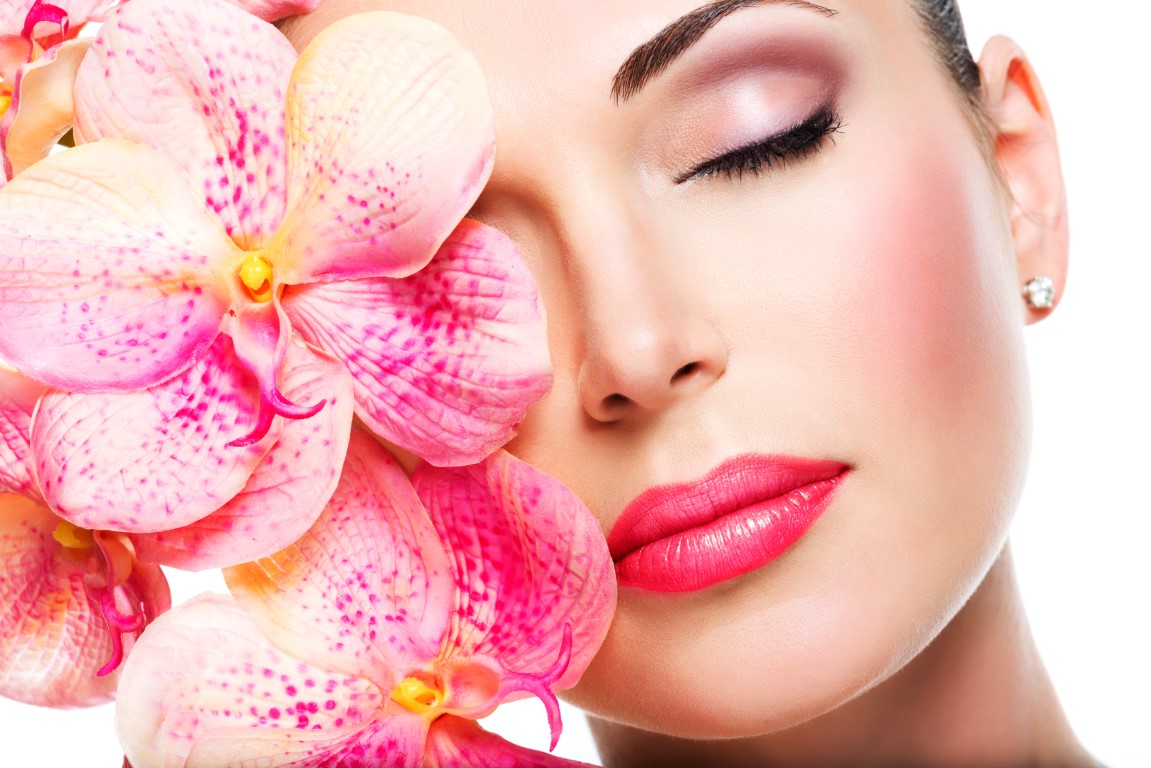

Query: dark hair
left=915, top=0, right=980, bottom=97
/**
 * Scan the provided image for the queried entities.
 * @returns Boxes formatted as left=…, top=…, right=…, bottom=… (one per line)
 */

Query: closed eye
left=675, top=104, right=843, bottom=184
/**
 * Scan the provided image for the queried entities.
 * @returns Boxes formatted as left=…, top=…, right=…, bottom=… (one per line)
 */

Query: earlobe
left=977, top=35, right=1069, bottom=323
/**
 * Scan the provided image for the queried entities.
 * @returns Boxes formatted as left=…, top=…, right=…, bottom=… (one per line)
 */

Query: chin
left=561, top=452, right=1025, bottom=740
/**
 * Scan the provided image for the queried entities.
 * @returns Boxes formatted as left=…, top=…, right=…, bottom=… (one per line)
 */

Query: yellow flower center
left=0, top=93, right=11, bottom=121
left=53, top=520, right=94, bottom=550
left=390, top=676, right=445, bottom=715
left=239, top=253, right=274, bottom=302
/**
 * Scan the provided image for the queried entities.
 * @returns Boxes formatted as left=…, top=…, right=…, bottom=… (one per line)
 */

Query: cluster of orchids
left=0, top=0, right=616, bottom=765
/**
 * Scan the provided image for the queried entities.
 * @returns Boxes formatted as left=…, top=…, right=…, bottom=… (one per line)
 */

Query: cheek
left=565, top=113, right=1031, bottom=736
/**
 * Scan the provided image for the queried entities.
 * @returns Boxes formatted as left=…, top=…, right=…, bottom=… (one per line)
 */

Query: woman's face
left=292, top=0, right=1031, bottom=738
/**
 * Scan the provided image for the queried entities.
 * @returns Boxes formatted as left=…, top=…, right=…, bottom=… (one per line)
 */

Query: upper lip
left=607, top=453, right=849, bottom=561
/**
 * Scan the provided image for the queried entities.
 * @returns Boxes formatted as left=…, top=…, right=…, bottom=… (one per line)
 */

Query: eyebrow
left=610, top=0, right=838, bottom=103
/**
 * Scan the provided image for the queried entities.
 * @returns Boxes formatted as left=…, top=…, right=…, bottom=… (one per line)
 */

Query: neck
left=588, top=544, right=1095, bottom=768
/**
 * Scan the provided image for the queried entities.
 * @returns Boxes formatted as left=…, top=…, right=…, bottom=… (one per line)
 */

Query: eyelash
left=675, top=105, right=843, bottom=184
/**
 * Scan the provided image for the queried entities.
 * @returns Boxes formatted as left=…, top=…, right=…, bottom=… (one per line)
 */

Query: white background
left=2, top=0, right=1149, bottom=765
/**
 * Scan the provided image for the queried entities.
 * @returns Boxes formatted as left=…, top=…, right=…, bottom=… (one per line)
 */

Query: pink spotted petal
left=73, top=0, right=295, bottom=250
left=0, top=493, right=118, bottom=707
left=0, top=37, right=87, bottom=180
left=275, top=11, right=494, bottom=283
left=424, top=717, right=600, bottom=768
left=116, top=593, right=385, bottom=768
left=31, top=334, right=279, bottom=533
left=223, top=0, right=320, bottom=22
left=185, top=709, right=427, bottom=768
left=223, top=297, right=324, bottom=447
left=225, top=429, right=452, bottom=688
left=131, top=341, right=354, bottom=570
left=0, top=140, right=235, bottom=392
left=282, top=220, right=552, bottom=467
left=412, top=451, right=615, bottom=692
left=0, top=366, right=44, bottom=498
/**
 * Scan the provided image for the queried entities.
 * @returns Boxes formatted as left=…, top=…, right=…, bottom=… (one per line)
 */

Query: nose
left=575, top=241, right=728, bottom=424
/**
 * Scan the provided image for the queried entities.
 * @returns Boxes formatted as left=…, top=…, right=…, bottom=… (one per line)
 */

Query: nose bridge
left=548, top=180, right=728, bottom=422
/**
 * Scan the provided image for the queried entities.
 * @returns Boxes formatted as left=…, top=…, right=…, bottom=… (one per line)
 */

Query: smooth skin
left=288, top=1, right=1087, bottom=765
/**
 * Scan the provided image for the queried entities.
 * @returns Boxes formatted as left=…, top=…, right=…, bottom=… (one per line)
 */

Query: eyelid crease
left=674, top=103, right=843, bottom=184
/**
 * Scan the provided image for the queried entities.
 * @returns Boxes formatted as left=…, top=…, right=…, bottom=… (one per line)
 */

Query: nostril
left=603, top=393, right=630, bottom=409
left=672, top=362, right=698, bottom=383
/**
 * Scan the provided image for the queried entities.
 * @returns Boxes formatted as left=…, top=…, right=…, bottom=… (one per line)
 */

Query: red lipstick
left=609, top=455, right=848, bottom=593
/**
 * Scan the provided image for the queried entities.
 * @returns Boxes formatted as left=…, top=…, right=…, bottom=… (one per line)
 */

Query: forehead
left=284, top=0, right=945, bottom=193
left=289, top=0, right=925, bottom=109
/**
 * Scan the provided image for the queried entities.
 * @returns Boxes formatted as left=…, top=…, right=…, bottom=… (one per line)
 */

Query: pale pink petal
left=225, top=430, right=452, bottom=688
left=0, top=38, right=87, bottom=179
left=32, top=334, right=279, bottom=533
left=424, top=717, right=600, bottom=768
left=0, top=2, right=34, bottom=34
left=73, top=0, right=296, bottom=249
left=276, top=11, right=494, bottom=283
left=131, top=341, right=354, bottom=570
left=116, top=593, right=384, bottom=768
left=413, top=451, right=615, bottom=692
left=57, top=0, right=118, bottom=25
left=0, top=366, right=44, bottom=497
left=283, top=220, right=552, bottom=467
left=186, top=709, right=426, bottom=768
left=0, top=140, right=235, bottom=391
left=0, top=493, right=118, bottom=707
left=222, top=0, right=320, bottom=22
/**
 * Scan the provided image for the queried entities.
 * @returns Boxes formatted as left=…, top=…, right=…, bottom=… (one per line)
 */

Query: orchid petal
left=73, top=0, right=296, bottom=249
left=185, top=709, right=427, bottom=768
left=32, top=334, right=279, bottom=533
left=0, top=1, right=32, bottom=32
left=225, top=429, right=452, bottom=688
left=131, top=341, right=354, bottom=570
left=222, top=0, right=321, bottom=23
left=0, top=366, right=44, bottom=497
left=283, top=220, right=552, bottom=467
left=64, top=0, right=119, bottom=24
left=424, top=717, right=600, bottom=768
left=275, top=11, right=494, bottom=283
left=0, top=37, right=87, bottom=180
left=0, top=140, right=235, bottom=391
left=117, top=593, right=384, bottom=768
left=0, top=493, right=118, bottom=707
left=0, top=32, right=30, bottom=83
left=412, top=451, right=615, bottom=692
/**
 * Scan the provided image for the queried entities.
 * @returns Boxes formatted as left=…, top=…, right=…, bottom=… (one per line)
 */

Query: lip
left=609, top=454, right=848, bottom=593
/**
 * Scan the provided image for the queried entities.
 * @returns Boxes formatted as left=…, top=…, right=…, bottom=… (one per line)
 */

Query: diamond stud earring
left=1023, top=276, right=1056, bottom=309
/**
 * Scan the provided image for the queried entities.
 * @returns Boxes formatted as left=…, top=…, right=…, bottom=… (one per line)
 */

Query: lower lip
left=614, top=473, right=846, bottom=593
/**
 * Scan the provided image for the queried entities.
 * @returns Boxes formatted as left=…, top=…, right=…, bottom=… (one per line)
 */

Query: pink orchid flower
left=0, top=0, right=322, bottom=180
left=30, top=333, right=355, bottom=570
left=116, top=430, right=616, bottom=767
left=0, top=0, right=551, bottom=473
left=0, top=366, right=171, bottom=705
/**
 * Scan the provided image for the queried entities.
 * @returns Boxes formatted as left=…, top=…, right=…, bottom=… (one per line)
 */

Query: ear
left=977, top=36, right=1068, bottom=324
